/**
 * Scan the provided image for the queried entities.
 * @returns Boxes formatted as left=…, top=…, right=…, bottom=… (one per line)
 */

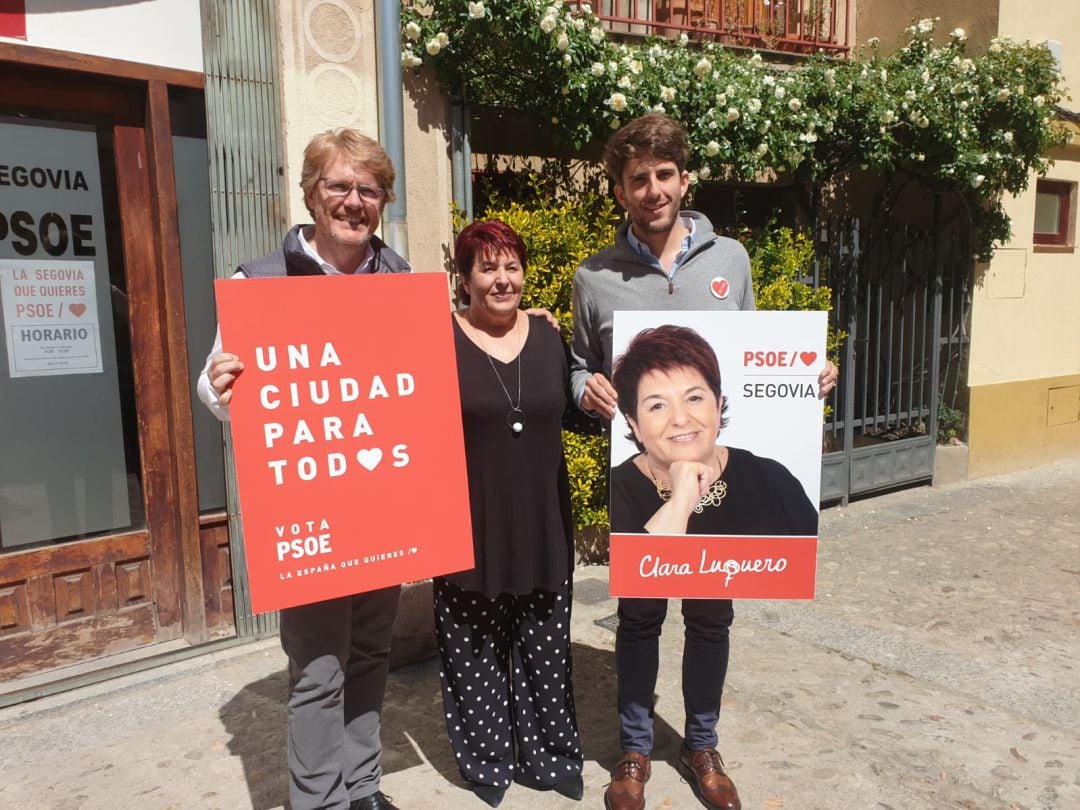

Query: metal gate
left=201, top=0, right=287, bottom=638
left=818, top=203, right=972, bottom=503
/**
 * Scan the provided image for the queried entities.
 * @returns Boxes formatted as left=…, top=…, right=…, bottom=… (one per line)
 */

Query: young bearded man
left=571, top=113, right=837, bottom=810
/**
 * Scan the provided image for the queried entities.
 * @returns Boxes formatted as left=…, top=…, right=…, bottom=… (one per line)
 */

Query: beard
left=630, top=202, right=679, bottom=235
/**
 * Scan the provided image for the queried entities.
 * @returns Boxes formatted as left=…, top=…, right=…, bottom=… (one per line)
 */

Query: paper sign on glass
left=215, top=273, right=474, bottom=613
left=608, top=311, right=825, bottom=600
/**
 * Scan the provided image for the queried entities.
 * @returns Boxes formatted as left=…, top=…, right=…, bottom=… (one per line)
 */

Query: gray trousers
left=279, top=585, right=401, bottom=810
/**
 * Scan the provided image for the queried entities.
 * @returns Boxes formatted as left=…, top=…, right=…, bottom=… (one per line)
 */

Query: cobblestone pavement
left=1, top=458, right=1078, bottom=809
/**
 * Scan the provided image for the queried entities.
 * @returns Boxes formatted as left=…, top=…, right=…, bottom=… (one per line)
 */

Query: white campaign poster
left=611, top=310, right=828, bottom=505
left=1, top=259, right=102, bottom=376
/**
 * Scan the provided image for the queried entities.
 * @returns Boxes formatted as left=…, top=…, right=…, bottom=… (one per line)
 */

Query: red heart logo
left=69, top=304, right=87, bottom=317
left=710, top=278, right=729, bottom=298
left=799, top=351, right=817, bottom=366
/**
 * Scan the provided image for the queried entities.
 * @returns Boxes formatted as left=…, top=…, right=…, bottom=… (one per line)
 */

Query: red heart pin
left=799, top=351, right=817, bottom=366
left=710, top=278, right=729, bottom=299
left=69, top=303, right=87, bottom=317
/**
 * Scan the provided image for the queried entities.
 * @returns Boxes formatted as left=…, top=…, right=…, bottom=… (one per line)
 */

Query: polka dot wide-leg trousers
left=433, top=577, right=582, bottom=791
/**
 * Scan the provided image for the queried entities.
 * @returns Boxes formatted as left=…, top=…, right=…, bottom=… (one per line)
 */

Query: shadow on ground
left=220, top=641, right=683, bottom=807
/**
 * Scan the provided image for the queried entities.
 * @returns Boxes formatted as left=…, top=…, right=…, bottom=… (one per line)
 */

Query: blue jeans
left=615, top=596, right=734, bottom=753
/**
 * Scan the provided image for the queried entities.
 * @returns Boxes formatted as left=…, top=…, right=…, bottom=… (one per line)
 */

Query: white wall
left=1, top=0, right=203, bottom=73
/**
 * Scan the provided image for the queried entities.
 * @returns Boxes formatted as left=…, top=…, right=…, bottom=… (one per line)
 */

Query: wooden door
left=0, top=68, right=190, bottom=682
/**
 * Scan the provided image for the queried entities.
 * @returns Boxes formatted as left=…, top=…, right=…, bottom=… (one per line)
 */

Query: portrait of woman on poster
left=607, top=324, right=818, bottom=810
left=609, top=323, right=817, bottom=540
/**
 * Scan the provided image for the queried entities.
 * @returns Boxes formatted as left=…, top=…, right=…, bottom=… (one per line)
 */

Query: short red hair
left=453, top=220, right=528, bottom=304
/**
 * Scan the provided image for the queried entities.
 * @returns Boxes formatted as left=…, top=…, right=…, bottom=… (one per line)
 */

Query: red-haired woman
left=435, top=220, right=583, bottom=807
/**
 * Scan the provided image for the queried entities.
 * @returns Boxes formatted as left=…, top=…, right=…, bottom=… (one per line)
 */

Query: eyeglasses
left=319, top=178, right=386, bottom=203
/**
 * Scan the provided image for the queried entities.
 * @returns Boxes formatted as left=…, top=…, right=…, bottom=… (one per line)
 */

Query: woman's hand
left=208, top=352, right=244, bottom=405
left=644, top=459, right=720, bottom=535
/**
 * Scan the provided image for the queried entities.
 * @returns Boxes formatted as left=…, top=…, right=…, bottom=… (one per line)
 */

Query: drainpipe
left=374, top=0, right=409, bottom=260
left=450, top=85, right=474, bottom=222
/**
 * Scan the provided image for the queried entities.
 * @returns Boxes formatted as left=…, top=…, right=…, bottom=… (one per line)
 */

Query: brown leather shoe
left=678, top=745, right=741, bottom=810
left=603, top=752, right=651, bottom=810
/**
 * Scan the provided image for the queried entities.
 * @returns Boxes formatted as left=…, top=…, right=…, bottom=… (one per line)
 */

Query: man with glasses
left=198, top=129, right=408, bottom=810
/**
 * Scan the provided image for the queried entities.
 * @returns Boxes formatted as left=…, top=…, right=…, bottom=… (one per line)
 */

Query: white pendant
left=511, top=421, right=524, bottom=434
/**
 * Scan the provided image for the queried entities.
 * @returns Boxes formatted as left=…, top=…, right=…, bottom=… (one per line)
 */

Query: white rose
left=971, top=174, right=985, bottom=188
left=755, top=143, right=769, bottom=157
left=989, top=42, right=1002, bottom=54
left=905, top=89, right=916, bottom=101
left=880, top=68, right=888, bottom=82
left=775, top=85, right=786, bottom=99
left=824, top=68, right=836, bottom=87
left=573, top=18, right=586, bottom=31
left=747, top=98, right=761, bottom=113
left=590, top=27, right=605, bottom=44
left=591, top=62, right=605, bottom=76
left=405, top=21, right=422, bottom=41
left=695, top=58, right=712, bottom=78
left=679, top=33, right=689, bottom=46
left=610, top=117, right=621, bottom=130
left=917, top=115, right=929, bottom=128
left=581, top=2, right=592, bottom=14
left=706, top=140, right=720, bottom=156
left=540, top=15, right=557, bottom=33
left=880, top=110, right=895, bottom=124
left=715, top=93, right=727, bottom=106
left=750, top=52, right=762, bottom=64
left=916, top=153, right=925, bottom=161
left=1033, top=95, right=1045, bottom=107
left=951, top=28, right=966, bottom=40
left=1003, top=131, right=1014, bottom=143
left=425, top=39, right=441, bottom=55
left=997, top=88, right=1010, bottom=102
left=436, top=31, right=449, bottom=46
left=699, top=166, right=712, bottom=179
left=916, top=18, right=933, bottom=34
left=608, top=92, right=628, bottom=111
left=561, top=85, right=570, bottom=95
left=552, top=116, right=559, bottom=124
left=788, top=98, right=801, bottom=112
left=959, top=100, right=969, bottom=110
left=687, top=171, right=699, bottom=185
left=617, top=75, right=632, bottom=89
left=629, top=59, right=642, bottom=75
left=467, top=2, right=485, bottom=20
left=868, top=37, right=880, bottom=47
left=651, top=104, right=665, bottom=113
left=763, top=74, right=775, bottom=86
left=660, top=86, right=676, bottom=102
left=726, top=107, right=740, bottom=122
left=557, top=32, right=570, bottom=50
left=562, top=53, right=572, bottom=65
left=921, top=69, right=930, bottom=84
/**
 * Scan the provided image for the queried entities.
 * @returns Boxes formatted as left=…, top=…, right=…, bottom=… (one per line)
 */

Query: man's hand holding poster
left=608, top=311, right=825, bottom=599
left=215, top=273, right=474, bottom=613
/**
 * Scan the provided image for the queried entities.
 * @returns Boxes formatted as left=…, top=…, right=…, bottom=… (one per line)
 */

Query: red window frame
left=1033, top=179, right=1075, bottom=246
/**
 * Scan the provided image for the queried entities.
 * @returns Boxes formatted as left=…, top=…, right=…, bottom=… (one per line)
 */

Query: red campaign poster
left=0, top=1, right=27, bottom=39
left=215, top=273, right=474, bottom=613
left=609, top=534, right=818, bottom=599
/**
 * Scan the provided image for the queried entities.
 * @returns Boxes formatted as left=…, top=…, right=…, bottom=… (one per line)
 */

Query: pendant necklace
left=469, top=314, right=526, bottom=435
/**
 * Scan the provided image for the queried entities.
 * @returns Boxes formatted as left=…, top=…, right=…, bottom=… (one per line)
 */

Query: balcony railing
left=570, top=0, right=851, bottom=56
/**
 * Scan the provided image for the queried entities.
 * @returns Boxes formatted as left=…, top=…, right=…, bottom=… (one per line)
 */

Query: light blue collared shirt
left=626, top=215, right=696, bottom=283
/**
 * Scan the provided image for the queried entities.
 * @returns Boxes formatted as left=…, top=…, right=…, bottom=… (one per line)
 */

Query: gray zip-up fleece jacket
left=569, top=211, right=755, bottom=407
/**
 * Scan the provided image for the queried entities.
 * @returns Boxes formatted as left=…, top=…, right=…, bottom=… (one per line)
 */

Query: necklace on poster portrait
left=649, top=451, right=728, bottom=513
left=468, top=313, right=526, bottom=435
